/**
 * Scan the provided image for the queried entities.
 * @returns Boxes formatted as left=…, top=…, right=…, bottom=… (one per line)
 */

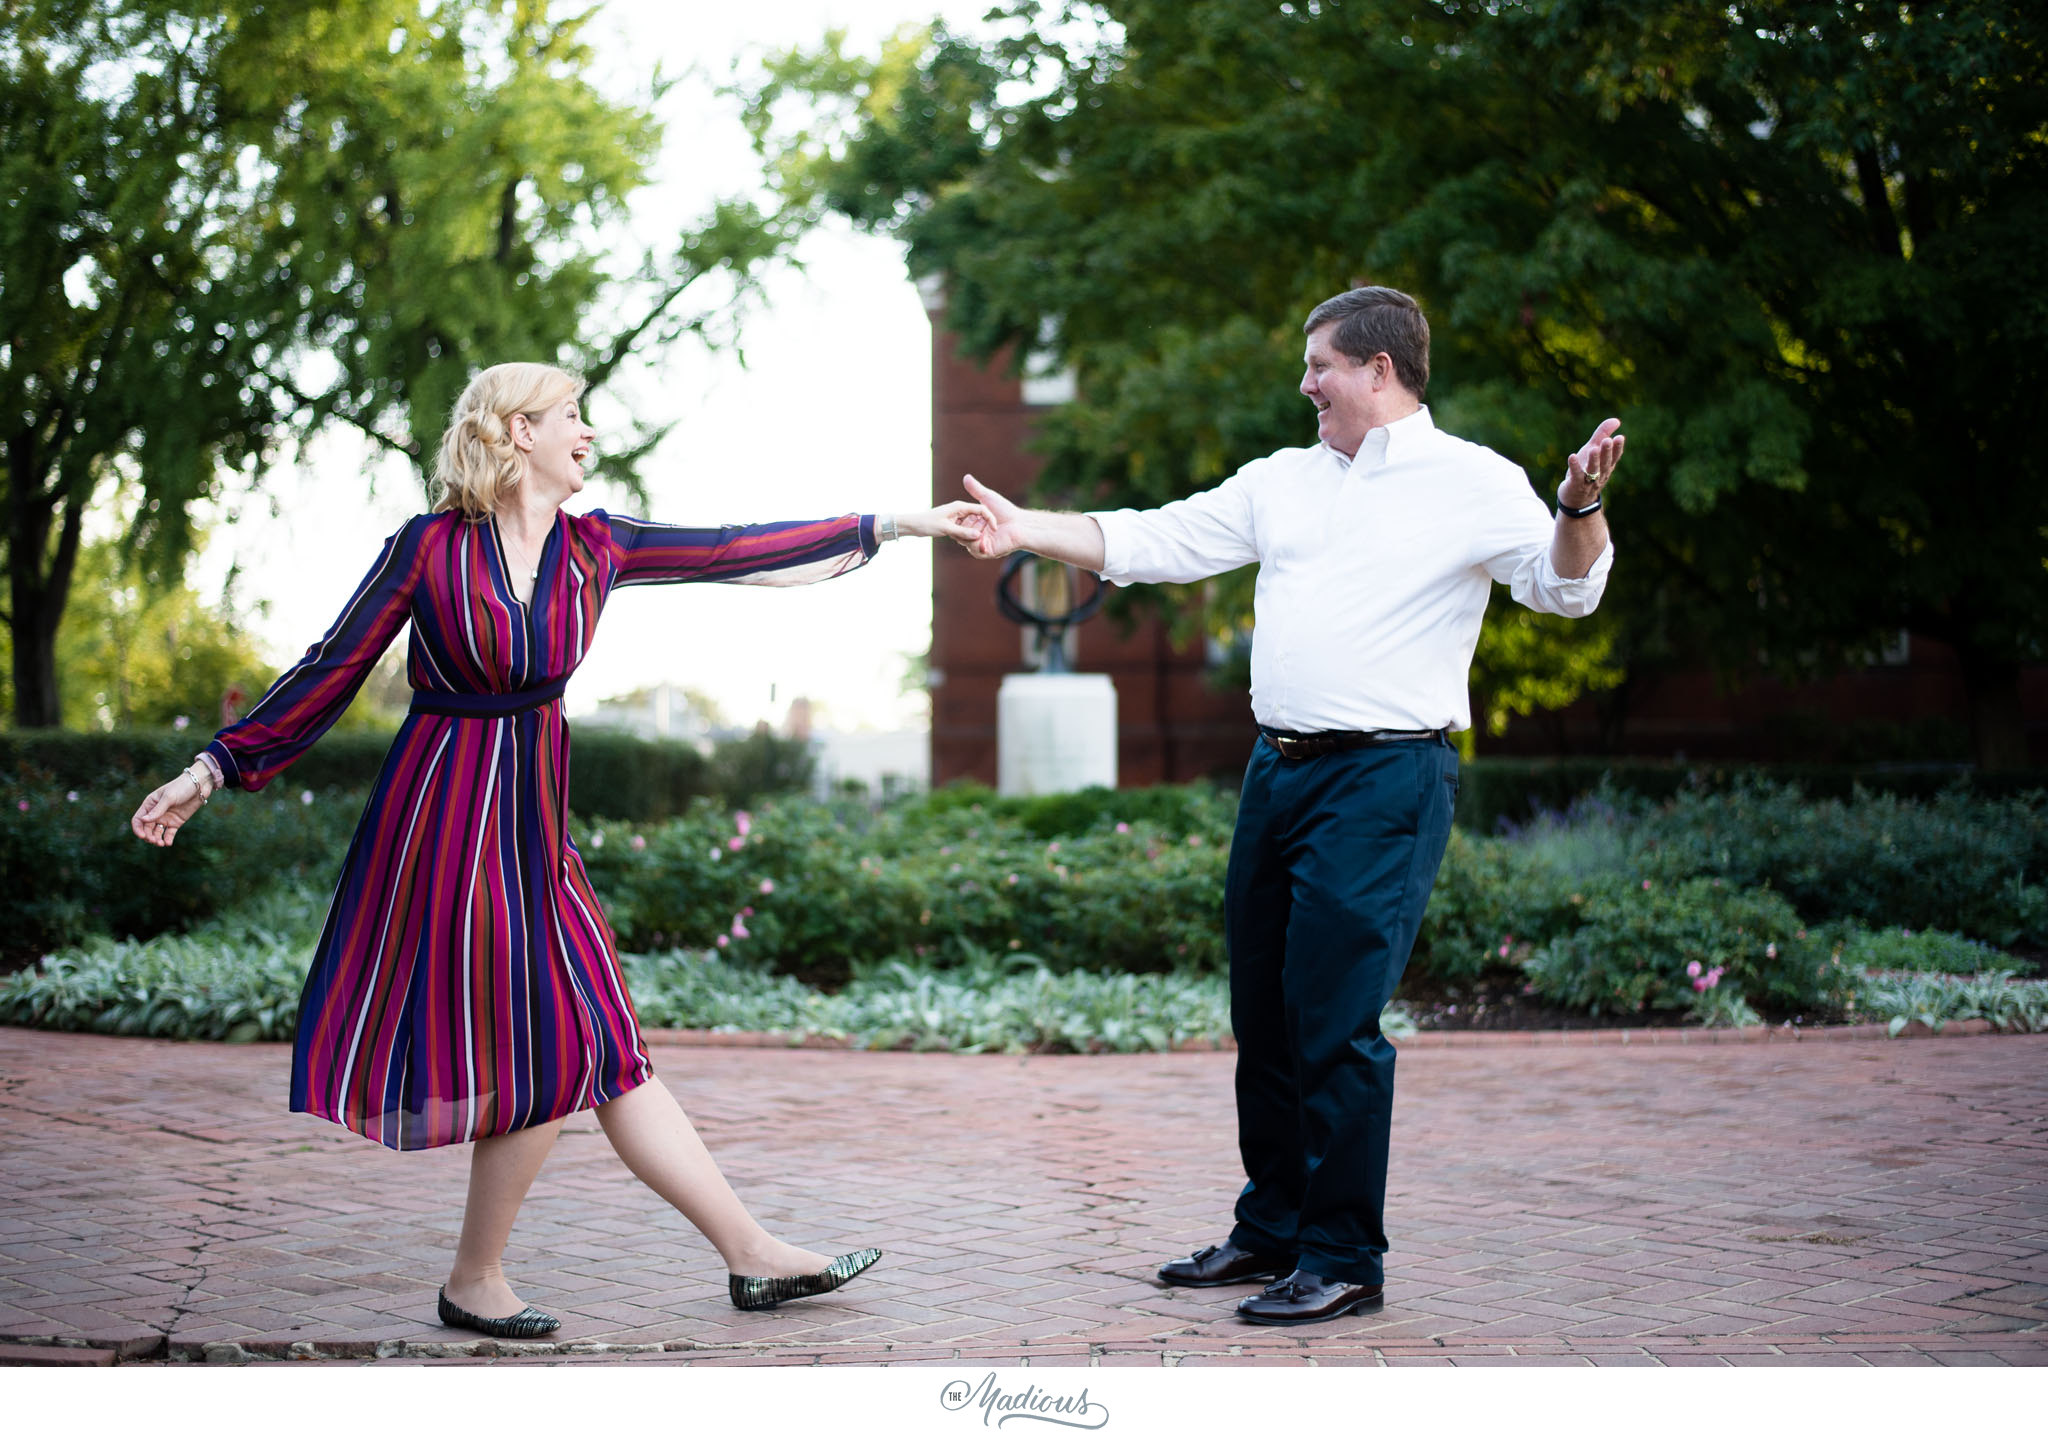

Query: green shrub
left=1632, top=782, right=2048, bottom=945
left=1838, top=926, right=2024, bottom=977
left=1524, top=876, right=1853, bottom=1019
left=0, top=772, right=356, bottom=958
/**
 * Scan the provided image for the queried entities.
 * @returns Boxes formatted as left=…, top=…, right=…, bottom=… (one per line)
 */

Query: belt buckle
left=1270, top=731, right=1306, bottom=759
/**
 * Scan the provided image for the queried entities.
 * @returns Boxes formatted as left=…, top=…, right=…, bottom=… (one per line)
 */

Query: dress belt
left=410, top=675, right=570, bottom=719
left=1258, top=724, right=1450, bottom=760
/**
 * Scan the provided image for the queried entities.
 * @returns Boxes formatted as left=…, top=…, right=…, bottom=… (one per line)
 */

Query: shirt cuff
left=857, top=513, right=880, bottom=559
left=202, top=738, right=242, bottom=791
left=1086, top=509, right=1134, bottom=585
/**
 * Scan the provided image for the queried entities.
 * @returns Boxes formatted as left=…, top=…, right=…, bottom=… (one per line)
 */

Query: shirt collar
left=1328, top=404, right=1435, bottom=471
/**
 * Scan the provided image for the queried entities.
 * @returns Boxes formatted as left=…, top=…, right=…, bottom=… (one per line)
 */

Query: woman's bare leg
left=593, top=1077, right=828, bottom=1278
left=446, top=1117, right=564, bottom=1318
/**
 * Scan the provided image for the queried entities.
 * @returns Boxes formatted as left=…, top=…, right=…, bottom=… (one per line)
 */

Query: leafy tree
left=0, top=530, right=269, bottom=730
left=2, top=0, right=800, bottom=727
left=749, top=1, right=2048, bottom=764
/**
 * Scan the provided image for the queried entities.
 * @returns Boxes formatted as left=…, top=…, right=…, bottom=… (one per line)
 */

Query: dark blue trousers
left=1224, top=734, right=1459, bottom=1285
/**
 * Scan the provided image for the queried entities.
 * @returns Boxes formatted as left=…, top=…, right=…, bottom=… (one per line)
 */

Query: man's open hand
left=1561, top=418, right=1625, bottom=507
left=959, top=475, right=1025, bottom=560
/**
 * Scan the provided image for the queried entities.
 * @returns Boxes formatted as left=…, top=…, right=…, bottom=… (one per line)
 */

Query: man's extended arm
left=960, top=476, right=1107, bottom=568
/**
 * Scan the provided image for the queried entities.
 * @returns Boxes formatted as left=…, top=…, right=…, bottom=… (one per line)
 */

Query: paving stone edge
left=641, top=1020, right=2039, bottom=1052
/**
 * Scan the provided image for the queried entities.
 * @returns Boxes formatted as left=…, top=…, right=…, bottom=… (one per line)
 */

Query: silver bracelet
left=877, top=514, right=900, bottom=542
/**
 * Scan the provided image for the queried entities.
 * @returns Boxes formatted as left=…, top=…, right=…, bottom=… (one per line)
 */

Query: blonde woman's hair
left=430, top=362, right=586, bottom=518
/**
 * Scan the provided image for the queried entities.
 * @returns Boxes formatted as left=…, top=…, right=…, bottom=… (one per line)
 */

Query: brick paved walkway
left=1, top=1027, right=2042, bottom=1366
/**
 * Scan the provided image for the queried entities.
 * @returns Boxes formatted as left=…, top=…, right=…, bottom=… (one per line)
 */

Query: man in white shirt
left=957, top=285, right=1623, bottom=1325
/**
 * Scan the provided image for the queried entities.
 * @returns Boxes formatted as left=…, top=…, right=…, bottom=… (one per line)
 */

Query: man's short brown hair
left=1302, top=286, right=1430, bottom=399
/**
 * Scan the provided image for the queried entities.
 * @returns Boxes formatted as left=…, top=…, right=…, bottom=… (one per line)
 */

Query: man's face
left=1300, top=324, right=1380, bottom=458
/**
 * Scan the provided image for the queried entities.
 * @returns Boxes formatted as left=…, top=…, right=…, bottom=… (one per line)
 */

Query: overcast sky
left=184, top=1, right=999, bottom=733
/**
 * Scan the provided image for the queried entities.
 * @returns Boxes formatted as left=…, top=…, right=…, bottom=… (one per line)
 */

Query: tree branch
left=1851, top=145, right=1904, bottom=259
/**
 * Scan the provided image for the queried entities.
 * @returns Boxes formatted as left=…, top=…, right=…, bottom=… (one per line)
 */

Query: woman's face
left=516, top=398, right=596, bottom=504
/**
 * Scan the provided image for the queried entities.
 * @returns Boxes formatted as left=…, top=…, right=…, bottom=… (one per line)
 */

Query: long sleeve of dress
left=603, top=511, right=878, bottom=589
left=203, top=515, right=429, bottom=792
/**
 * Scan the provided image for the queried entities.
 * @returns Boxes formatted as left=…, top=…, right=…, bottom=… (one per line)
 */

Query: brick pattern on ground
left=1, top=1027, right=2042, bottom=1366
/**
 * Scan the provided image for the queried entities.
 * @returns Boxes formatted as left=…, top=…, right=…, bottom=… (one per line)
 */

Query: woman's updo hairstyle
left=431, top=362, right=586, bottom=519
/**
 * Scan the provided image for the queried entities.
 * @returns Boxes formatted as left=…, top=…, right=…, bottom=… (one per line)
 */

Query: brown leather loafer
left=1158, top=1239, right=1294, bottom=1288
left=1235, top=1270, right=1385, bottom=1325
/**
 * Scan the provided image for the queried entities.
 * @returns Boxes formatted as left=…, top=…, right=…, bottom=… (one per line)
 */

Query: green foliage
left=578, top=795, right=1232, bottom=983
left=2, top=0, right=803, bottom=726
left=0, top=885, right=325, bottom=1041
left=1837, top=927, right=2025, bottom=978
left=1632, top=782, right=2048, bottom=946
left=0, top=534, right=273, bottom=732
left=1858, top=972, right=2048, bottom=1037
left=1523, top=876, right=1853, bottom=1020
left=0, top=772, right=356, bottom=959
left=751, top=1, right=2048, bottom=761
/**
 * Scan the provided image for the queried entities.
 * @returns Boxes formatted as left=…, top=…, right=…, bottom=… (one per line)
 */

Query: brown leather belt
left=1259, top=725, right=1450, bottom=760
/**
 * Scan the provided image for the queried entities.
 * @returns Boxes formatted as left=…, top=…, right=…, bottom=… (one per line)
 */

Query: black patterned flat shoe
left=729, top=1248, right=883, bottom=1311
left=437, top=1285, right=562, bottom=1339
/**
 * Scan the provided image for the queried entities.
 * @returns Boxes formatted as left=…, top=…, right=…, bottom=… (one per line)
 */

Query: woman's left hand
left=891, top=502, right=989, bottom=543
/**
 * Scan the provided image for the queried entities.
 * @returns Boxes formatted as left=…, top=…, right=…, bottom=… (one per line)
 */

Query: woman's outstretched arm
left=129, top=516, right=431, bottom=845
left=604, top=503, right=983, bottom=589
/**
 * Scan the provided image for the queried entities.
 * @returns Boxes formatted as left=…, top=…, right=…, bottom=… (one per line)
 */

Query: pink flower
left=732, top=923, right=750, bottom=940
left=65, top=791, right=78, bottom=803
left=1692, top=977, right=1709, bottom=993
left=1006, top=873, right=1019, bottom=885
left=728, top=836, right=744, bottom=851
left=1641, top=879, right=1652, bottom=890
left=759, top=878, right=775, bottom=895
left=1499, top=942, right=1511, bottom=958
left=1765, top=942, right=1777, bottom=960
left=710, top=846, right=723, bottom=861
left=742, top=906, right=755, bottom=917
left=630, top=834, right=646, bottom=851
left=1188, top=834, right=1204, bottom=846
left=300, top=790, right=315, bottom=805
left=716, top=934, right=730, bottom=948
left=1115, top=822, right=1130, bottom=834
left=1705, top=967, right=1723, bottom=989
left=14, top=799, right=26, bottom=811
left=1047, top=841, right=1061, bottom=853
left=735, top=811, right=752, bottom=837
left=173, top=714, right=190, bottom=730
left=1686, top=960, right=1703, bottom=978
left=590, top=830, right=604, bottom=848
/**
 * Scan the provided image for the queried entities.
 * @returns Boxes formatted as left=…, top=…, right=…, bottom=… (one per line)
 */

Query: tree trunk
left=1958, top=649, right=2029, bottom=771
left=5, top=436, right=84, bottom=728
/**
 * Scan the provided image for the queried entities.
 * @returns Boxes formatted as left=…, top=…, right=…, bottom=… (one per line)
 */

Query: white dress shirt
left=1090, top=406, right=1613, bottom=733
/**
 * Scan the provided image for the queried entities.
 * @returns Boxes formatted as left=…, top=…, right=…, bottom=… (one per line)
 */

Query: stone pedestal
left=997, top=673, right=1118, bottom=795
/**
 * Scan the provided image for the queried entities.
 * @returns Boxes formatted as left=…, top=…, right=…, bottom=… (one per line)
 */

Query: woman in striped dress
left=128, top=362, right=983, bottom=1335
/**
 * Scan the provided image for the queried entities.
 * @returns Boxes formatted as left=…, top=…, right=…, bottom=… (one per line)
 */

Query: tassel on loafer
left=437, top=1285, right=562, bottom=1339
left=729, top=1248, right=883, bottom=1311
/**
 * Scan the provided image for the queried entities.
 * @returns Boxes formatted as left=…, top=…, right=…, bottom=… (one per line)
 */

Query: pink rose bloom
left=1705, top=968, right=1723, bottom=989
left=716, top=934, right=729, bottom=948
left=1692, top=977, right=1709, bottom=993
left=1007, top=873, right=1019, bottom=885
left=1115, top=822, right=1130, bottom=834
left=735, top=811, right=752, bottom=837
left=1686, top=960, right=1703, bottom=978
left=14, top=799, right=26, bottom=812
left=728, top=836, right=744, bottom=851
left=1641, top=879, right=1651, bottom=890
left=630, top=834, right=646, bottom=851
left=759, top=878, right=775, bottom=895
left=742, top=906, right=754, bottom=917
left=1047, top=841, right=1061, bottom=853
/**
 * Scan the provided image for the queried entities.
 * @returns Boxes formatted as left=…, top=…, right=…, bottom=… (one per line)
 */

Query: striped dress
left=204, top=507, right=878, bottom=1150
